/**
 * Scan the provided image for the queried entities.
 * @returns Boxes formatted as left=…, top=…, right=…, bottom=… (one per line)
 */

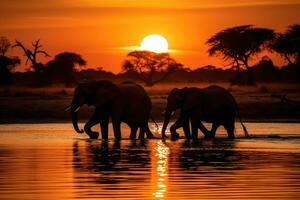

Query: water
left=0, top=123, right=300, bottom=200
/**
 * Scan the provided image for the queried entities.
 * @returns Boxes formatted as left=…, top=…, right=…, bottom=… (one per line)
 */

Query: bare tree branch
left=13, top=39, right=50, bottom=72
left=36, top=50, right=50, bottom=57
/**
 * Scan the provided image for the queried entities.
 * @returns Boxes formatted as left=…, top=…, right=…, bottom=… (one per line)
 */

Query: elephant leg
left=197, top=122, right=210, bottom=138
left=190, top=117, right=199, bottom=139
left=170, top=120, right=182, bottom=139
left=178, top=111, right=191, bottom=139
left=91, top=106, right=110, bottom=140
left=84, top=113, right=100, bottom=139
left=112, top=118, right=122, bottom=140
left=129, top=124, right=138, bottom=139
left=169, top=112, right=189, bottom=139
left=99, top=115, right=109, bottom=140
left=138, top=123, right=154, bottom=139
left=146, top=126, right=155, bottom=139
left=145, top=124, right=154, bottom=139
left=224, top=122, right=235, bottom=139
left=170, top=117, right=191, bottom=139
left=210, top=123, right=220, bottom=138
left=138, top=126, right=145, bottom=139
left=182, top=117, right=191, bottom=139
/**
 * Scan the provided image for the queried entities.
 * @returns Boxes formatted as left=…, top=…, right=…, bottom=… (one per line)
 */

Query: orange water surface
left=0, top=122, right=300, bottom=200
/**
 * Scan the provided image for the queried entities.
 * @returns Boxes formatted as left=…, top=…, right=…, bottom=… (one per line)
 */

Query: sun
left=140, top=34, right=168, bottom=53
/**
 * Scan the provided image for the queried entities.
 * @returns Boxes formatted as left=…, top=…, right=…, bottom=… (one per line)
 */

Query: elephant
left=70, top=80, right=154, bottom=140
left=161, top=85, right=249, bottom=139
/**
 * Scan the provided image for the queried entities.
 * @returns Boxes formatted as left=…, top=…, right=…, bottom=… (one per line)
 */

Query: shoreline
left=1, top=83, right=299, bottom=124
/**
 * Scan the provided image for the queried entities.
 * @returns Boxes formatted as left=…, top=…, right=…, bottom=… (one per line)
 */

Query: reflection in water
left=0, top=123, right=300, bottom=199
left=152, top=141, right=169, bottom=199
left=73, top=140, right=151, bottom=185
left=180, top=139, right=240, bottom=170
left=72, top=139, right=153, bottom=198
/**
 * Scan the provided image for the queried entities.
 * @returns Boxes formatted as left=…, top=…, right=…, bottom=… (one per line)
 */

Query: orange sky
left=0, top=0, right=300, bottom=73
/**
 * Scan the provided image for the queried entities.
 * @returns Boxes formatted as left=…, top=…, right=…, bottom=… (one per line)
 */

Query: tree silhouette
left=122, top=50, right=182, bottom=86
left=44, top=52, right=86, bottom=86
left=0, top=36, right=11, bottom=56
left=0, top=37, right=20, bottom=85
left=271, top=24, right=300, bottom=65
left=0, top=56, right=20, bottom=85
left=13, top=39, right=50, bottom=73
left=206, top=25, right=275, bottom=85
left=270, top=24, right=300, bottom=83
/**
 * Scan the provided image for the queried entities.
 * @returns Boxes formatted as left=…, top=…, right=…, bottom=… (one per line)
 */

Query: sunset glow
left=1, top=1, right=299, bottom=72
left=1, top=1, right=300, bottom=199
left=141, top=34, right=169, bottom=53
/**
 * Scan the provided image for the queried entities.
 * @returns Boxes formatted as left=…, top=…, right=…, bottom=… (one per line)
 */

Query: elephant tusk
left=161, top=111, right=166, bottom=115
left=65, top=106, right=71, bottom=111
left=171, top=112, right=175, bottom=117
left=74, top=106, right=81, bottom=112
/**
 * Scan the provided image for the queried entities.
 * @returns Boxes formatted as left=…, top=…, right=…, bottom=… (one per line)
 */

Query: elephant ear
left=94, top=84, right=120, bottom=106
left=182, top=88, right=203, bottom=112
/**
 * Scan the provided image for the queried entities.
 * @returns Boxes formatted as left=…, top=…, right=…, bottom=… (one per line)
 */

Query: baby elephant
left=161, top=85, right=249, bottom=139
left=69, top=80, right=154, bottom=140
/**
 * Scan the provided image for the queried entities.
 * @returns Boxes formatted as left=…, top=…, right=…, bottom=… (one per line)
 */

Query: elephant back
left=201, top=85, right=236, bottom=114
left=118, top=82, right=151, bottom=122
left=120, top=81, right=149, bottom=98
left=202, top=85, right=235, bottom=103
left=121, top=81, right=146, bottom=91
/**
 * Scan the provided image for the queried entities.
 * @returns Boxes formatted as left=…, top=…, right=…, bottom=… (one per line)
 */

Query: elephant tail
left=236, top=106, right=250, bottom=138
left=150, top=114, right=159, bottom=130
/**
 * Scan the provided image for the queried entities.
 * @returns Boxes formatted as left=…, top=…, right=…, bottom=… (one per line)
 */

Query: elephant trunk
left=71, top=100, right=84, bottom=133
left=161, top=109, right=172, bottom=138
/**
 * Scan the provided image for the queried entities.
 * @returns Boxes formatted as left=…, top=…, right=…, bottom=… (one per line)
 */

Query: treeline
left=0, top=24, right=299, bottom=87
left=11, top=57, right=297, bottom=86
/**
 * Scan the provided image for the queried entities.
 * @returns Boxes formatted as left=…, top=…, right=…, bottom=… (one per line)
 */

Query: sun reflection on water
left=152, top=141, right=170, bottom=199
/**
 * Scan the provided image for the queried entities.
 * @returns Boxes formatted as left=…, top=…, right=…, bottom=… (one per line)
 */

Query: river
left=0, top=122, right=300, bottom=199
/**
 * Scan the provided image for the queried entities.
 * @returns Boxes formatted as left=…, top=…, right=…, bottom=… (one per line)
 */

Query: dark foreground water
left=0, top=123, right=300, bottom=200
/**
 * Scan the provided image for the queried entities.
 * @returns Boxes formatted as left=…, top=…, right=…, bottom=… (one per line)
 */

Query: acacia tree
left=122, top=51, right=183, bottom=86
left=44, top=52, right=86, bottom=85
left=13, top=39, right=50, bottom=73
left=271, top=24, right=300, bottom=65
left=270, top=24, right=300, bottom=83
left=206, top=25, right=275, bottom=85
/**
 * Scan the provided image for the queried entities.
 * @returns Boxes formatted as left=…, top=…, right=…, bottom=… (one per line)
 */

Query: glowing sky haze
left=0, top=0, right=299, bottom=72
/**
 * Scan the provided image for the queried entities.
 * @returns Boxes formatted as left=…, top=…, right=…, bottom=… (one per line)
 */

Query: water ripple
left=0, top=123, right=300, bottom=199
